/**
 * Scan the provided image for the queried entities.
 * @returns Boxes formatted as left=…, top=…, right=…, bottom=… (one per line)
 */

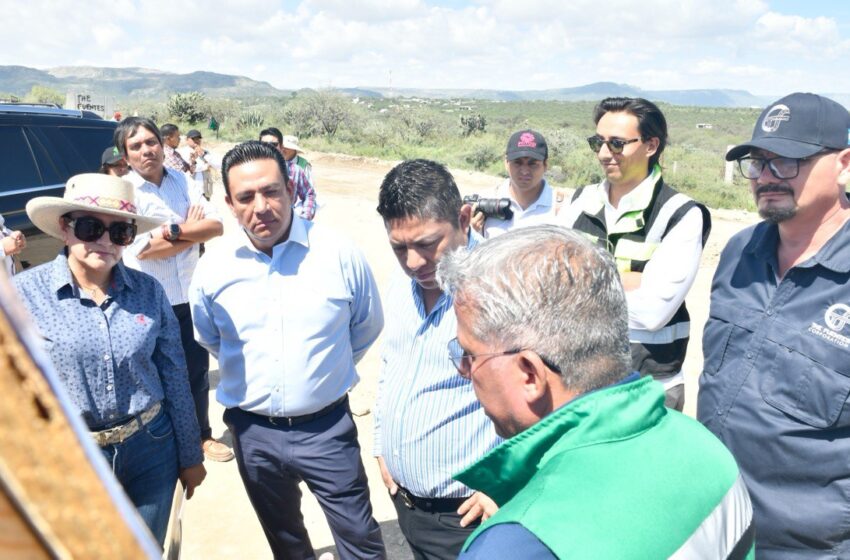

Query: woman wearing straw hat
left=12, top=173, right=206, bottom=547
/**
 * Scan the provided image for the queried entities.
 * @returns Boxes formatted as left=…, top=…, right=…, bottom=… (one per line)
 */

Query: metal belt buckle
left=399, top=488, right=415, bottom=509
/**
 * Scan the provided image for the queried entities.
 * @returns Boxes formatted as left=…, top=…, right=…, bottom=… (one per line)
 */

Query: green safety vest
left=563, top=169, right=711, bottom=379
left=457, top=377, right=755, bottom=559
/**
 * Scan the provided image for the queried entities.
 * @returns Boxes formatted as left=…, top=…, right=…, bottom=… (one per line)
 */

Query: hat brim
left=506, top=150, right=546, bottom=161
left=26, top=198, right=162, bottom=241
left=725, top=137, right=826, bottom=161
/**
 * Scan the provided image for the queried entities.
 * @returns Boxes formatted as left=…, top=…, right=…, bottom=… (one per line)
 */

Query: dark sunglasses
left=64, top=216, right=137, bottom=246
left=264, top=140, right=281, bottom=148
left=587, top=135, right=641, bottom=154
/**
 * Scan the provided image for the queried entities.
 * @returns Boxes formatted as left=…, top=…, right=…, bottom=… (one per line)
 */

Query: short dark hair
left=221, top=141, right=289, bottom=197
left=114, top=117, right=162, bottom=158
left=258, top=127, right=283, bottom=144
left=160, top=123, right=179, bottom=138
left=377, top=159, right=462, bottom=228
left=593, top=97, right=668, bottom=169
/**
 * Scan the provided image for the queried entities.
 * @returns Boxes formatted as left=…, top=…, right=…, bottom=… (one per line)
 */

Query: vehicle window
left=41, top=126, right=115, bottom=175
left=0, top=126, right=42, bottom=189
left=25, top=128, right=64, bottom=186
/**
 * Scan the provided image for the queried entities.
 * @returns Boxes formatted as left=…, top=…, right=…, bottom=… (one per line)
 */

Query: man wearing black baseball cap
left=99, top=145, right=129, bottom=177
left=471, top=129, right=562, bottom=238
left=698, top=92, right=850, bottom=556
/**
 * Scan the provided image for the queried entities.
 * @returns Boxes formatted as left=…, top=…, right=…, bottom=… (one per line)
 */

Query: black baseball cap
left=726, top=92, right=850, bottom=161
left=186, top=129, right=202, bottom=139
left=101, top=146, right=122, bottom=166
left=506, top=130, right=548, bottom=161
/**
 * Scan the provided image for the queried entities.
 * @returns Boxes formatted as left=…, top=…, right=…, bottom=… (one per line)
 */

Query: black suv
left=0, top=104, right=118, bottom=267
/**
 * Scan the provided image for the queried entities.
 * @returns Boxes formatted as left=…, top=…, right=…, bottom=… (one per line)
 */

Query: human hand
left=620, top=271, right=643, bottom=292
left=376, top=456, right=398, bottom=496
left=457, top=492, right=498, bottom=527
left=2, top=231, right=25, bottom=256
left=185, top=204, right=205, bottom=224
left=180, top=463, right=207, bottom=500
left=470, top=208, right=486, bottom=234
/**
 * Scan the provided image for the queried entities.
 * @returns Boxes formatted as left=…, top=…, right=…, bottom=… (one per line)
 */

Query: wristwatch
left=162, top=223, right=181, bottom=241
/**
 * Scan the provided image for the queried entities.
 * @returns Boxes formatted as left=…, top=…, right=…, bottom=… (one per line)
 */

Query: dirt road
left=181, top=150, right=759, bottom=559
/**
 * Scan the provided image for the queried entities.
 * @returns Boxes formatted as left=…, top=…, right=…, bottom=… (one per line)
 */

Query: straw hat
left=26, top=173, right=161, bottom=240
left=282, top=135, right=303, bottom=153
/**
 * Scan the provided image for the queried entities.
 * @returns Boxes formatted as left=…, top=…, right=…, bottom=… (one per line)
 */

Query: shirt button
left=766, top=309, right=774, bottom=316
left=109, top=414, right=115, bottom=419
left=746, top=352, right=753, bottom=359
left=106, top=384, right=113, bottom=391
left=103, top=354, right=110, bottom=361
left=716, top=410, right=723, bottom=416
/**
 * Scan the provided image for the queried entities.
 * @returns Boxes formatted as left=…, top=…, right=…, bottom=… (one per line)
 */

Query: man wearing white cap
left=259, top=128, right=318, bottom=220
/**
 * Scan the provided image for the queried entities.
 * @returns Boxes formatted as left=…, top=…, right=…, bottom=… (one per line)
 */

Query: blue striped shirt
left=123, top=168, right=222, bottom=305
left=374, top=235, right=500, bottom=498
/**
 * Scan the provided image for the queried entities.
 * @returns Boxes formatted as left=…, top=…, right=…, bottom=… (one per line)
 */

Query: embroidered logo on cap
left=762, top=104, right=791, bottom=133
left=517, top=132, right=537, bottom=148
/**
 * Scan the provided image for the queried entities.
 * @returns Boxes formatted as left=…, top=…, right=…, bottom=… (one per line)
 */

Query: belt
left=91, top=402, right=162, bottom=446
left=396, top=486, right=469, bottom=513
left=248, top=395, right=348, bottom=427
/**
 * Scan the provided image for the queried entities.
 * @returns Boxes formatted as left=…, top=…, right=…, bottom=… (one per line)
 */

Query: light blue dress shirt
left=189, top=215, right=383, bottom=417
left=374, top=234, right=501, bottom=498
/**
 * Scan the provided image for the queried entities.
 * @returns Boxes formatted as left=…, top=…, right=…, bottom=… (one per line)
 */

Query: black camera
left=463, top=194, right=514, bottom=221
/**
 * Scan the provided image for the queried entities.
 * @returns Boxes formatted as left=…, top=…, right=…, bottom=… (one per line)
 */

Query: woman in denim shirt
left=13, top=174, right=206, bottom=547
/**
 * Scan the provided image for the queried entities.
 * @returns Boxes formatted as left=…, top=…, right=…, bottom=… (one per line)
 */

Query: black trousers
left=391, top=491, right=478, bottom=560
left=224, top=401, right=385, bottom=560
left=172, top=303, right=211, bottom=440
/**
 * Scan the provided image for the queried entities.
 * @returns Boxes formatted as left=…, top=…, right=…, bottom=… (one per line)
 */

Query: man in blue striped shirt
left=375, top=159, right=501, bottom=560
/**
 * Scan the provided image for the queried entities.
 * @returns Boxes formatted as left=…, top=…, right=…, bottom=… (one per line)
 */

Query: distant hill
left=1, top=66, right=847, bottom=109
left=0, top=65, right=285, bottom=99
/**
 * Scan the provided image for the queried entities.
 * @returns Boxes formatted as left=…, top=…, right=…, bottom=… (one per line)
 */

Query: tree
left=24, top=85, right=64, bottom=106
left=460, top=113, right=487, bottom=136
left=167, top=92, right=208, bottom=124
left=285, top=90, right=355, bottom=138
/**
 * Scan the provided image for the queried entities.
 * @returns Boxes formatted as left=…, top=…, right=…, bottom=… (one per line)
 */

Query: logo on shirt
left=136, top=314, right=147, bottom=325
left=808, top=303, right=850, bottom=349
left=761, top=104, right=791, bottom=133
left=825, top=304, right=850, bottom=332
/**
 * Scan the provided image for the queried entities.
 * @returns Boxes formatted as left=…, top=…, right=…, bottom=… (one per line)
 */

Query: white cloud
left=0, top=0, right=847, bottom=96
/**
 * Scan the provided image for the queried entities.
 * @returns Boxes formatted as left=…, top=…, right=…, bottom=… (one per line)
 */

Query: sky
left=1, top=0, right=848, bottom=95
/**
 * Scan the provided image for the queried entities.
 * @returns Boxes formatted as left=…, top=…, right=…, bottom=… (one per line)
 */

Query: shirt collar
left=601, top=164, right=661, bottom=214
left=49, top=252, right=133, bottom=296
left=408, top=227, right=479, bottom=312
left=748, top=216, right=850, bottom=274
left=498, top=179, right=553, bottom=211
left=126, top=167, right=172, bottom=189
left=239, top=211, right=309, bottom=258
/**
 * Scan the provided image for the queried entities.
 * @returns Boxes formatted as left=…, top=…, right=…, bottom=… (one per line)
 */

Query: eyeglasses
left=447, top=337, right=520, bottom=378
left=737, top=155, right=808, bottom=180
left=264, top=140, right=280, bottom=148
left=587, top=135, right=641, bottom=154
left=64, top=216, right=137, bottom=246
left=447, top=337, right=562, bottom=378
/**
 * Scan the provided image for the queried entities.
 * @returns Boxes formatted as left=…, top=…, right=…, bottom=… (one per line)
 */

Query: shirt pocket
left=760, top=327, right=850, bottom=429
left=702, top=301, right=751, bottom=376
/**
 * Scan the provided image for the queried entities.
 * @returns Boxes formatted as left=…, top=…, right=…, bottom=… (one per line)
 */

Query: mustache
left=755, top=184, right=793, bottom=196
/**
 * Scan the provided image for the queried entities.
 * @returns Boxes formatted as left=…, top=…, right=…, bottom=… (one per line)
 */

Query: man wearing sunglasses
left=375, top=159, right=500, bottom=559
left=438, top=225, right=753, bottom=559
left=558, top=97, right=710, bottom=412
left=114, top=117, right=232, bottom=463
left=697, top=92, right=850, bottom=556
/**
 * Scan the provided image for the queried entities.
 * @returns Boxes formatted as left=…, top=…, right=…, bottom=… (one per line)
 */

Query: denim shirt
left=13, top=253, right=203, bottom=468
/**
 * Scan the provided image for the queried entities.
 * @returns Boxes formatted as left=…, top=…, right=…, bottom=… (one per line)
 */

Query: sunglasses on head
left=64, top=215, right=137, bottom=246
left=587, top=135, right=641, bottom=154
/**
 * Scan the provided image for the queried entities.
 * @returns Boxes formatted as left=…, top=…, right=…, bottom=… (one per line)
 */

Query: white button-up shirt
left=123, top=168, right=222, bottom=305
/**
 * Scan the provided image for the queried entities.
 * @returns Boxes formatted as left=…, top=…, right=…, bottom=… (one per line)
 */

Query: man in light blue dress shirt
left=189, top=141, right=386, bottom=560
left=375, top=159, right=501, bottom=559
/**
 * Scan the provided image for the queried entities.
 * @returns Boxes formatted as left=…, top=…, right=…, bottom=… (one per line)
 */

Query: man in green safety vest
left=438, top=225, right=753, bottom=559
left=558, top=97, right=710, bottom=411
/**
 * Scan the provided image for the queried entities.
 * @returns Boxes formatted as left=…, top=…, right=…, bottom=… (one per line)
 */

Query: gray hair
left=438, top=224, right=631, bottom=393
